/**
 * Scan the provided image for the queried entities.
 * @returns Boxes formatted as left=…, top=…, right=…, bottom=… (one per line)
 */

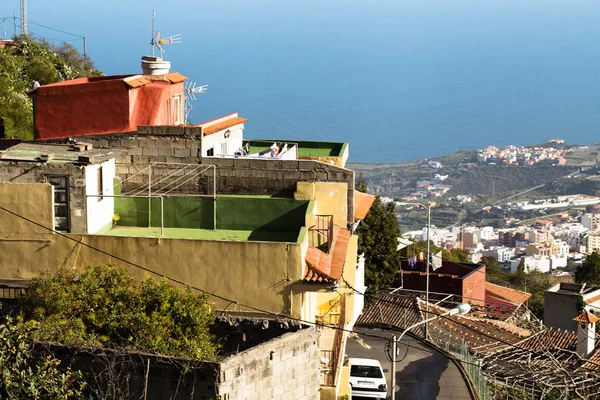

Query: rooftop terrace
left=108, top=194, right=312, bottom=243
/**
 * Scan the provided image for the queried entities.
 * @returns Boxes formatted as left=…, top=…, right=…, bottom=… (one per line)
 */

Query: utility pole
left=13, top=10, right=16, bottom=37
left=20, top=0, right=26, bottom=35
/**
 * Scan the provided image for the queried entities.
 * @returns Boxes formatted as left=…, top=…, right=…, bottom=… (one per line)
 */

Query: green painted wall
left=114, top=196, right=309, bottom=233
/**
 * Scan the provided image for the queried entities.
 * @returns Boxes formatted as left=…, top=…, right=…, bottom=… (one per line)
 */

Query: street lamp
left=397, top=202, right=433, bottom=337
left=390, top=303, right=471, bottom=400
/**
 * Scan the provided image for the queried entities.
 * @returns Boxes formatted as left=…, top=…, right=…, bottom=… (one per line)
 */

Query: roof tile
left=485, top=282, right=531, bottom=305
left=354, top=191, right=376, bottom=220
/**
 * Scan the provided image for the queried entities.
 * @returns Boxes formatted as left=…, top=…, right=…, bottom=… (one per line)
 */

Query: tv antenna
left=184, top=81, right=208, bottom=121
left=150, top=10, right=182, bottom=58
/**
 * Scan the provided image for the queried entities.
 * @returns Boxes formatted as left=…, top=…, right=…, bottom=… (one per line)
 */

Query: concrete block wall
left=65, top=127, right=204, bottom=192
left=63, top=130, right=355, bottom=222
left=201, top=157, right=355, bottom=224
left=218, top=327, right=320, bottom=400
left=0, top=162, right=87, bottom=233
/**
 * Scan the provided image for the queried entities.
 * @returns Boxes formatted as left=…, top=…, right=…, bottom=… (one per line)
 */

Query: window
left=207, top=148, right=214, bottom=157
left=97, top=166, right=103, bottom=201
left=47, top=176, right=69, bottom=232
left=173, top=95, right=182, bottom=125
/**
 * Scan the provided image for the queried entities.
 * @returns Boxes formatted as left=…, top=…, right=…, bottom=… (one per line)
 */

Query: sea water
left=5, top=0, right=600, bottom=163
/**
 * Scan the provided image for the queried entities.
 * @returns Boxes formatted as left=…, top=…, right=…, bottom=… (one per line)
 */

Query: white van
left=346, top=358, right=388, bottom=399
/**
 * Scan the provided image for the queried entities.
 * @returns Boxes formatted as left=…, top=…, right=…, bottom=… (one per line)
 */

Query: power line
left=1, top=15, right=83, bottom=38
left=343, top=277, right=600, bottom=369
left=0, top=204, right=483, bottom=367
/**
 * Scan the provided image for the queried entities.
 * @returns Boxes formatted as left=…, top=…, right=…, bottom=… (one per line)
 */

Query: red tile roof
left=485, top=282, right=531, bottom=305
left=354, top=191, right=376, bottom=220
left=573, top=311, right=600, bottom=324
left=303, top=225, right=351, bottom=284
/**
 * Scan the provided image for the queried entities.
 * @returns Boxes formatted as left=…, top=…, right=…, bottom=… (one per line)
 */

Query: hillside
left=0, top=35, right=101, bottom=140
left=350, top=143, right=600, bottom=230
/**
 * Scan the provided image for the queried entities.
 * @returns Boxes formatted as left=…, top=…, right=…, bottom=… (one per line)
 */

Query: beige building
left=0, top=138, right=373, bottom=399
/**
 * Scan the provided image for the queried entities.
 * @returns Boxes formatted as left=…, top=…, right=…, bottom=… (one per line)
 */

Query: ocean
left=3, top=0, right=600, bottom=163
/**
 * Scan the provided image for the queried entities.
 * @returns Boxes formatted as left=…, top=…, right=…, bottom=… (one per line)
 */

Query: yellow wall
left=298, top=155, right=343, bottom=167
left=0, top=231, right=306, bottom=316
left=0, top=183, right=53, bottom=233
left=294, top=182, right=348, bottom=227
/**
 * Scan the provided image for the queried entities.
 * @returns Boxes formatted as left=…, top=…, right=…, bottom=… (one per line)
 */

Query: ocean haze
left=3, top=0, right=600, bottom=163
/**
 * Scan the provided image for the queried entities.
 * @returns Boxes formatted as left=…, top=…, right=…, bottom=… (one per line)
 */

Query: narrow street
left=346, top=327, right=474, bottom=400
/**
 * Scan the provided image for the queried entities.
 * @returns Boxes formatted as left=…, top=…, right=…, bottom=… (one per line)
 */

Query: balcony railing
left=310, top=215, right=334, bottom=253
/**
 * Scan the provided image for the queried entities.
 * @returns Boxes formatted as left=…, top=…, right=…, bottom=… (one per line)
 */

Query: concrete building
left=9, top=64, right=373, bottom=397
left=544, top=283, right=600, bottom=331
left=588, top=233, right=600, bottom=254
left=30, top=72, right=188, bottom=140
left=582, top=213, right=600, bottom=232
left=482, top=246, right=515, bottom=263
left=397, top=260, right=486, bottom=306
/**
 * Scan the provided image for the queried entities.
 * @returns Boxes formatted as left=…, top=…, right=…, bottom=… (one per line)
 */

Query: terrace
left=241, top=140, right=349, bottom=167
left=101, top=194, right=313, bottom=243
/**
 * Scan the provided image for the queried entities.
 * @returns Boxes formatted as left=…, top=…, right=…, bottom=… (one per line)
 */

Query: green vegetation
left=356, top=176, right=402, bottom=299
left=0, top=315, right=85, bottom=399
left=21, top=265, right=218, bottom=360
left=0, top=35, right=101, bottom=140
left=574, top=251, right=600, bottom=285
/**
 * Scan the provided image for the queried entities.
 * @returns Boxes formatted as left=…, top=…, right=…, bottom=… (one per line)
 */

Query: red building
left=30, top=72, right=187, bottom=140
left=396, top=260, right=486, bottom=306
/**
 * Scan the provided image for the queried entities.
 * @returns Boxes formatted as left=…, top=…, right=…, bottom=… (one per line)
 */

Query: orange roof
left=163, top=72, right=188, bottom=84
left=202, top=117, right=247, bottom=136
left=485, top=282, right=531, bottom=305
left=573, top=311, right=600, bottom=324
left=304, top=225, right=351, bottom=284
left=354, top=191, right=376, bottom=220
left=124, top=76, right=150, bottom=88
left=122, top=72, right=188, bottom=88
left=586, top=294, right=600, bottom=305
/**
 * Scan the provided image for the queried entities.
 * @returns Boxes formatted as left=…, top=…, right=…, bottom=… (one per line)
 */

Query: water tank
left=141, top=56, right=171, bottom=75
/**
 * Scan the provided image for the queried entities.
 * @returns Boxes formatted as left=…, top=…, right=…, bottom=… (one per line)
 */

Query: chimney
left=141, top=56, right=170, bottom=75
left=573, top=311, right=598, bottom=358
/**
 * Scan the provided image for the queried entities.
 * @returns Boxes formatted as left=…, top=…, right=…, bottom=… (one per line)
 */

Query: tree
left=0, top=35, right=102, bottom=140
left=21, top=265, right=218, bottom=360
left=0, top=315, right=84, bottom=399
left=575, top=251, right=600, bottom=285
left=356, top=178, right=401, bottom=300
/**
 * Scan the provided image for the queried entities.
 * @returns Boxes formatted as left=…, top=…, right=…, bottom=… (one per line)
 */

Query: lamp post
left=390, top=303, right=471, bottom=400
left=398, top=201, right=433, bottom=337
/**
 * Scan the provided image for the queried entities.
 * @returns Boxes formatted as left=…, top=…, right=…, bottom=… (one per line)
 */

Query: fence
left=430, top=326, right=493, bottom=400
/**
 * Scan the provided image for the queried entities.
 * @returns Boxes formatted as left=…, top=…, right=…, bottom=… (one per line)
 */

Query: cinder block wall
left=218, top=327, right=320, bottom=400
left=0, top=163, right=87, bottom=233
left=201, top=157, right=355, bottom=224
left=64, top=128, right=355, bottom=223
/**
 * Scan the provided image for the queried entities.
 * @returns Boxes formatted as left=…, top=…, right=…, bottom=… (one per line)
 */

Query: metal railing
left=430, top=326, right=493, bottom=400
left=310, top=215, right=334, bottom=253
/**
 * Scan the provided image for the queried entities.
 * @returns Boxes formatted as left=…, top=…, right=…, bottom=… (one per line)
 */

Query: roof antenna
left=150, top=10, right=182, bottom=59
left=184, top=81, right=208, bottom=122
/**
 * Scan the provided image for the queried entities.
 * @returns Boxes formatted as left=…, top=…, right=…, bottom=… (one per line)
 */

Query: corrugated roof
left=485, top=282, right=531, bottom=305
left=202, top=117, right=247, bottom=136
left=573, top=311, right=600, bottom=324
left=354, top=191, right=376, bottom=220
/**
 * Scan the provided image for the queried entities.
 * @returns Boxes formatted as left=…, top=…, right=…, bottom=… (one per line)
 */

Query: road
left=346, top=327, right=473, bottom=400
